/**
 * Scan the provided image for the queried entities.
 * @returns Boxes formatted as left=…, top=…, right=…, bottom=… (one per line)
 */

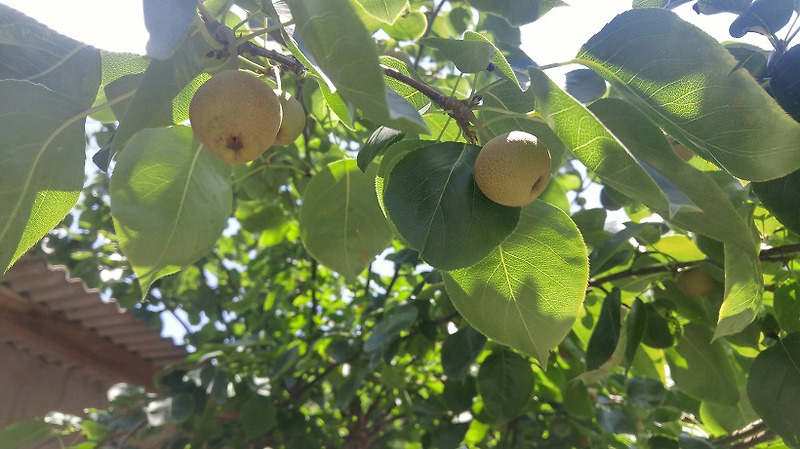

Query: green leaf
left=427, top=422, right=471, bottom=449
left=364, top=303, right=419, bottom=352
left=419, top=36, right=495, bottom=73
left=714, top=243, right=762, bottom=339
left=465, top=0, right=566, bottom=26
left=110, top=126, right=232, bottom=295
left=441, top=326, right=487, bottom=381
left=747, top=333, right=800, bottom=448
left=383, top=142, right=519, bottom=270
left=587, top=98, right=756, bottom=253
left=774, top=283, right=800, bottom=333
left=527, top=68, right=669, bottom=213
left=288, top=0, right=427, bottom=133
left=0, top=81, right=86, bottom=274
left=586, top=290, right=622, bottom=371
left=91, top=52, right=150, bottom=122
left=357, top=126, right=405, bottom=172
left=110, top=39, right=202, bottom=156
left=0, top=5, right=101, bottom=108
left=384, top=10, right=427, bottom=40
left=145, top=393, right=195, bottom=426
left=477, top=349, right=535, bottom=423
left=729, top=0, right=794, bottom=37
left=354, top=0, right=408, bottom=24
left=752, top=169, right=800, bottom=235
left=0, top=421, right=54, bottom=449
left=463, top=31, right=521, bottom=89
left=665, top=324, right=740, bottom=405
left=142, top=0, right=196, bottom=59
left=442, top=201, right=588, bottom=363
left=299, top=160, right=392, bottom=281
left=576, top=8, right=800, bottom=182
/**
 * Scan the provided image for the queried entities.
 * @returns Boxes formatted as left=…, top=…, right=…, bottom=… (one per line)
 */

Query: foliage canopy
left=2, top=0, right=800, bottom=448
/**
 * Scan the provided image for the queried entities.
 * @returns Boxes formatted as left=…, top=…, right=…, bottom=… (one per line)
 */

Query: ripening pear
left=676, top=267, right=715, bottom=298
left=189, top=70, right=282, bottom=164
left=273, top=89, right=306, bottom=146
left=473, top=131, right=551, bottom=207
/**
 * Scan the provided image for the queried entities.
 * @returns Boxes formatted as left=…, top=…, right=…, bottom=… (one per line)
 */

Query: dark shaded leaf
left=142, top=0, right=196, bottom=59
left=477, top=349, right=534, bottom=423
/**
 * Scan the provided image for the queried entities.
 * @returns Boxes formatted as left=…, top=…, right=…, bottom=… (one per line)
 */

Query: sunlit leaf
left=752, top=170, right=800, bottom=235
left=443, top=201, right=588, bottom=362
left=299, top=160, right=393, bottom=281
left=713, top=242, right=762, bottom=339
left=0, top=81, right=85, bottom=274
left=384, top=10, right=427, bottom=40
left=577, top=8, right=800, bottom=181
left=110, top=126, right=232, bottom=295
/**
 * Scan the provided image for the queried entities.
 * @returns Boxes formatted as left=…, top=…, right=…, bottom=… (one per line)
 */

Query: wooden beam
left=0, top=285, right=159, bottom=390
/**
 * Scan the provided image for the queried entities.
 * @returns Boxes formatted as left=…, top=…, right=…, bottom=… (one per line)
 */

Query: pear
left=474, top=131, right=551, bottom=207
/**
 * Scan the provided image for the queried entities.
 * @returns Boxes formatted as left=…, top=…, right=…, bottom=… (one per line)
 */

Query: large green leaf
left=0, top=81, right=86, bottom=274
left=442, top=201, right=588, bottom=363
left=729, top=0, right=794, bottom=38
left=747, top=332, right=800, bottom=448
left=588, top=99, right=756, bottom=254
left=354, top=0, right=407, bottom=24
left=576, top=8, right=800, bottom=182
left=383, top=142, right=519, bottom=270
left=0, top=5, right=101, bottom=108
left=299, top=160, right=393, bottom=281
left=465, top=0, right=566, bottom=26
left=665, top=324, right=740, bottom=405
left=477, top=349, right=535, bottom=423
left=527, top=68, right=669, bottom=212
left=110, top=126, right=232, bottom=296
left=288, top=0, right=427, bottom=134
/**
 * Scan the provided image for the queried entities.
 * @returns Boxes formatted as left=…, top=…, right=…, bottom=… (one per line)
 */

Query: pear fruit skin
left=676, top=268, right=715, bottom=298
left=189, top=70, right=282, bottom=164
left=473, top=131, right=551, bottom=207
left=273, top=90, right=306, bottom=146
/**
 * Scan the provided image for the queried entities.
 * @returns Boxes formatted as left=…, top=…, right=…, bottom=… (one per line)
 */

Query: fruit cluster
left=189, top=70, right=306, bottom=164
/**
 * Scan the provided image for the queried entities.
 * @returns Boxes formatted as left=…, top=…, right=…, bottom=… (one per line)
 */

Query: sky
left=0, top=0, right=780, bottom=344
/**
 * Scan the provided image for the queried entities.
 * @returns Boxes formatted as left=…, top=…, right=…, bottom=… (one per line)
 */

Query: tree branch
left=413, top=0, right=449, bottom=70
left=589, top=243, right=800, bottom=288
